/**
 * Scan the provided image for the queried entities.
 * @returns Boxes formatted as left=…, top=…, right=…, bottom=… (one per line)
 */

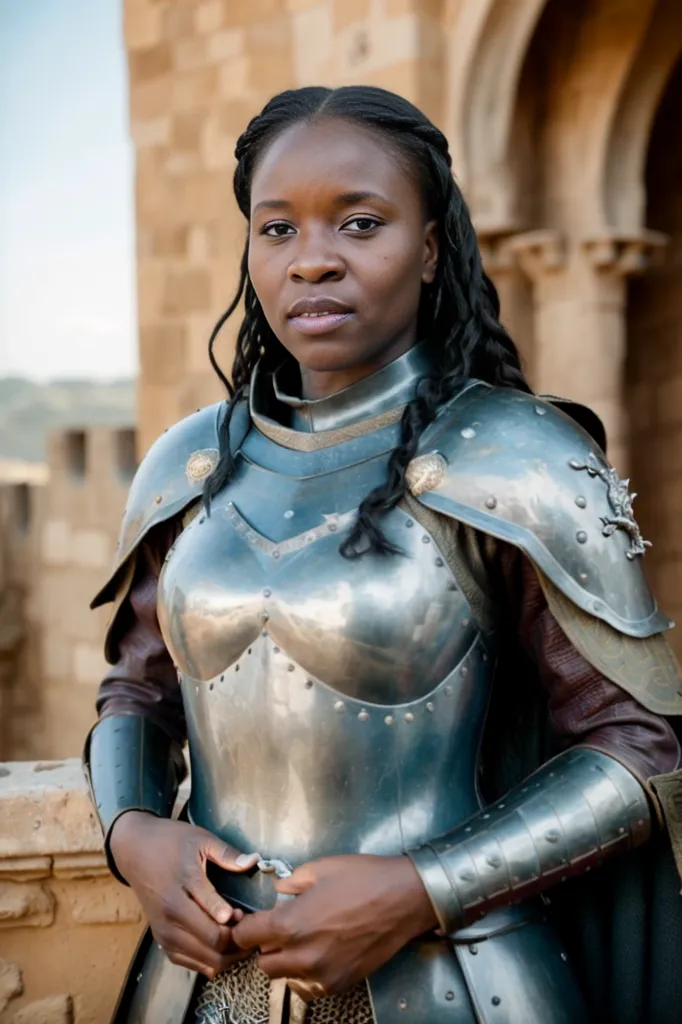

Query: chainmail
left=194, top=955, right=374, bottom=1024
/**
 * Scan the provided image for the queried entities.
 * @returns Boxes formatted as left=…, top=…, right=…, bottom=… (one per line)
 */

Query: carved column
left=509, top=229, right=667, bottom=473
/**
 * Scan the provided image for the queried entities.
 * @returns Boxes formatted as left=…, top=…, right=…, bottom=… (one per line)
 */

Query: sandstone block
left=292, top=3, right=332, bottom=83
left=332, top=0, right=369, bottom=32
left=124, top=0, right=163, bottom=51
left=150, top=225, right=190, bottom=258
left=9, top=995, right=74, bottom=1024
left=129, top=75, right=174, bottom=122
left=140, top=322, right=188, bottom=386
left=130, top=114, right=171, bottom=149
left=171, top=66, right=220, bottom=112
left=68, top=883, right=142, bottom=925
left=207, top=28, right=245, bottom=64
left=73, top=643, right=108, bottom=688
left=0, top=958, right=22, bottom=1013
left=216, top=56, right=250, bottom=103
left=223, top=0, right=283, bottom=29
left=196, top=0, right=226, bottom=35
left=161, top=2, right=196, bottom=41
left=171, top=111, right=204, bottom=152
left=0, top=883, right=55, bottom=929
left=69, top=529, right=111, bottom=571
left=129, top=42, right=174, bottom=82
left=174, top=35, right=209, bottom=73
left=162, top=268, right=212, bottom=316
left=40, top=521, right=70, bottom=568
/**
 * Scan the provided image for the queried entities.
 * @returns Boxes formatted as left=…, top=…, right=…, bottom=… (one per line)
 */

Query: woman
left=85, top=86, right=682, bottom=1024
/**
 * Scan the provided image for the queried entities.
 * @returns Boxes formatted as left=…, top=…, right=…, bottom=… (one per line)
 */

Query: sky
left=0, top=0, right=137, bottom=381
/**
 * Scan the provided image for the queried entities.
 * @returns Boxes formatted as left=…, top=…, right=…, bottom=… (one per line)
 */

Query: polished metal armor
left=88, top=346, right=671, bottom=1024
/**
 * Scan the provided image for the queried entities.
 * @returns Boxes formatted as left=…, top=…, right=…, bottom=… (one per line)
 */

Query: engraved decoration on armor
left=186, top=447, right=219, bottom=485
left=405, top=452, right=448, bottom=497
left=223, top=503, right=356, bottom=556
left=569, top=452, right=651, bottom=559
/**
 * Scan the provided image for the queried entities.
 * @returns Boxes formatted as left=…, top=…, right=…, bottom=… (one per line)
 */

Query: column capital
left=581, top=230, right=668, bottom=276
left=505, top=230, right=567, bottom=281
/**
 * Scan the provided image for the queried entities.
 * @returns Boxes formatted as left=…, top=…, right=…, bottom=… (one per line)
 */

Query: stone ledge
left=0, top=760, right=103, bottom=868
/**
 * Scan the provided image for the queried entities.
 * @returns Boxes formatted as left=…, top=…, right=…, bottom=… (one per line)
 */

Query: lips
left=287, top=296, right=355, bottom=336
left=287, top=296, right=354, bottom=318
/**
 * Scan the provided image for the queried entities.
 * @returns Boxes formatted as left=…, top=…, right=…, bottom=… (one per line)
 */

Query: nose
left=287, top=227, right=345, bottom=284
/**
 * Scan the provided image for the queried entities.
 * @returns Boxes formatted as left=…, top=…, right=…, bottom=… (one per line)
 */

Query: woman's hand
left=231, top=854, right=438, bottom=996
left=109, top=811, right=260, bottom=980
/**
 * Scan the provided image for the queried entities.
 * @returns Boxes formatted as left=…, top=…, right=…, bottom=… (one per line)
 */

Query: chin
left=287, top=334, right=370, bottom=373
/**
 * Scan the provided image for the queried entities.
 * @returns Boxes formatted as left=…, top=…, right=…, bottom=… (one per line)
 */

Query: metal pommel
left=83, top=714, right=185, bottom=883
left=408, top=748, right=651, bottom=936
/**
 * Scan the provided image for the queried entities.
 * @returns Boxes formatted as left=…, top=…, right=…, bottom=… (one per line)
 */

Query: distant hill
left=0, top=377, right=135, bottom=463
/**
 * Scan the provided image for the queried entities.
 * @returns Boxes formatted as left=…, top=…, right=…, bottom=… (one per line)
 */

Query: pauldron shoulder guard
left=91, top=399, right=248, bottom=610
left=408, top=383, right=671, bottom=639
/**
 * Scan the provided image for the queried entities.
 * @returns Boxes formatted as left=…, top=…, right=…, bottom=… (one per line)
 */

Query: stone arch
left=604, top=0, right=682, bottom=232
left=446, top=0, right=547, bottom=230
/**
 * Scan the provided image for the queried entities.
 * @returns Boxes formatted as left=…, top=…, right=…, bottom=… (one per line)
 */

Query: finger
left=274, top=863, right=316, bottom=896
left=257, top=949, right=301, bottom=980
left=232, top=909, right=286, bottom=951
left=185, top=870, right=237, bottom=925
left=175, top=887, right=238, bottom=947
left=202, top=835, right=261, bottom=874
left=167, top=928, right=235, bottom=978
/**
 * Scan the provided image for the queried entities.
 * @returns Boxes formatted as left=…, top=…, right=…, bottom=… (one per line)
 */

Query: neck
left=298, top=334, right=417, bottom=401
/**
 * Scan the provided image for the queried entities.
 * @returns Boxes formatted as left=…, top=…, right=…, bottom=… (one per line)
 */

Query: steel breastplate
left=158, top=425, right=496, bottom=911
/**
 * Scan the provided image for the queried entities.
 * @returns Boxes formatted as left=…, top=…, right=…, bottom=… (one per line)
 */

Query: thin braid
left=203, top=85, right=531, bottom=554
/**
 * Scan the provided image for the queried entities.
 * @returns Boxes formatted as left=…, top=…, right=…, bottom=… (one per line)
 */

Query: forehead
left=250, top=118, right=420, bottom=209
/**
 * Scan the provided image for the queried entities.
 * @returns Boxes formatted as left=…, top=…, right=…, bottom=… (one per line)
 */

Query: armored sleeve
left=408, top=537, right=680, bottom=935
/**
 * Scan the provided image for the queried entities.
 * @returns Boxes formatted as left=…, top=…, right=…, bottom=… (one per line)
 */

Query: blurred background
left=0, top=0, right=681, bottom=764
left=0, top=1, right=680, bottom=1017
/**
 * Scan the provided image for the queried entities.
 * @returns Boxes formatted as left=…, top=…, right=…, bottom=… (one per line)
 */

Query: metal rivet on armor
left=619, top=827, right=625, bottom=834
left=263, top=613, right=270, bottom=623
left=358, top=710, right=369, bottom=722
left=261, top=629, right=268, bottom=637
left=470, top=945, right=479, bottom=955
left=288, top=664, right=295, bottom=673
left=534, top=406, right=547, bottom=417
left=248, top=648, right=252, bottom=655
left=329, top=524, right=338, bottom=533
left=575, top=496, right=587, bottom=509
left=435, top=557, right=444, bottom=567
left=397, top=999, right=407, bottom=1011
left=209, top=682, right=214, bottom=690
left=561, top=952, right=568, bottom=962
left=461, top=666, right=469, bottom=677
left=461, top=427, right=476, bottom=439
left=448, top=581, right=457, bottom=591
left=486, top=855, right=501, bottom=868
left=426, top=702, right=435, bottom=712
left=273, top=550, right=281, bottom=558
left=576, top=531, right=588, bottom=544
left=220, top=674, right=225, bottom=682
left=464, top=826, right=472, bottom=833
left=485, top=496, right=497, bottom=510
left=384, top=715, right=394, bottom=726
left=263, top=589, right=271, bottom=598
left=404, top=712, right=415, bottom=723
left=422, top=535, right=431, bottom=544
left=569, top=459, right=582, bottom=470
left=406, top=520, right=414, bottom=528
left=273, top=646, right=280, bottom=654
left=199, top=516, right=205, bottom=524
left=334, top=700, right=345, bottom=713
left=637, top=818, right=645, bottom=827
left=482, top=652, right=489, bottom=662
left=579, top=572, right=589, bottom=584
left=593, top=600, right=602, bottom=611
left=498, top=803, right=505, bottom=809
left=462, top=618, right=470, bottom=628
left=460, top=870, right=475, bottom=882
left=444, top=685, right=453, bottom=696
left=305, top=680, right=313, bottom=689
left=482, top=813, right=490, bottom=820
left=445, top=991, right=455, bottom=1002
left=545, top=829, right=560, bottom=844
left=492, top=997, right=501, bottom=1006
left=154, top=494, right=162, bottom=504
left=284, top=510, right=295, bottom=519
left=235, top=664, right=240, bottom=672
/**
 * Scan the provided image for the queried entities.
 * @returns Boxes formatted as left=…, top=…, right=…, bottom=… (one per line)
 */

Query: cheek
left=356, top=232, right=425, bottom=311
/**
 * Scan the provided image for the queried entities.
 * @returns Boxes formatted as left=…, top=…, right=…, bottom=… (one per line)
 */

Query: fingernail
left=236, top=852, right=259, bottom=867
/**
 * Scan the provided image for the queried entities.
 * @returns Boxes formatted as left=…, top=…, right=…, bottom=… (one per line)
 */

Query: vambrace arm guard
left=83, top=714, right=186, bottom=883
left=408, top=748, right=651, bottom=936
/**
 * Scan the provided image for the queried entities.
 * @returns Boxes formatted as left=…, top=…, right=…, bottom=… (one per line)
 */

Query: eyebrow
left=252, top=191, right=393, bottom=215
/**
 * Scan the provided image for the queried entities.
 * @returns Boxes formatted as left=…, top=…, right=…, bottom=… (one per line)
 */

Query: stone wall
left=0, top=761, right=142, bottom=1023
left=0, top=426, right=135, bottom=762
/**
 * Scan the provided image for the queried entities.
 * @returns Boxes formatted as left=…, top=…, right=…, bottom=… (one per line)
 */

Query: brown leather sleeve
left=96, top=518, right=186, bottom=744
left=493, top=541, right=680, bottom=783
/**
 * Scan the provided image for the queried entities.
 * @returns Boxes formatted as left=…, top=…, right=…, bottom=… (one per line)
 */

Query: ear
left=422, top=220, right=439, bottom=284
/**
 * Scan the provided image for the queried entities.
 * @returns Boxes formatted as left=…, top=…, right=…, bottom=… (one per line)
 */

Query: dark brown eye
left=262, top=222, right=295, bottom=237
left=344, top=217, right=381, bottom=233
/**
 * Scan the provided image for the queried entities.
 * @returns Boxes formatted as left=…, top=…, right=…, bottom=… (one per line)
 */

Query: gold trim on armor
left=251, top=405, right=405, bottom=452
left=537, top=570, right=682, bottom=716
left=186, top=447, right=219, bottom=483
left=405, top=452, right=448, bottom=496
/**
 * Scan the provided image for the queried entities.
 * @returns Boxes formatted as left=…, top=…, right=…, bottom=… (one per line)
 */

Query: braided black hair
left=204, top=85, right=531, bottom=556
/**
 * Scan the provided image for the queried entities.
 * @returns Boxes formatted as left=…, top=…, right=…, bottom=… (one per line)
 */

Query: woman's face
left=248, top=118, right=438, bottom=386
